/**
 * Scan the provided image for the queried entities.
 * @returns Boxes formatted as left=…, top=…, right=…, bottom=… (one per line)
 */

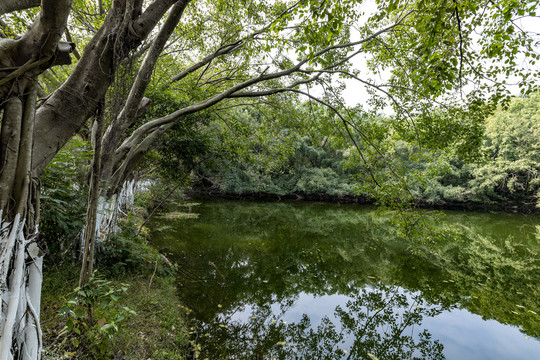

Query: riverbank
left=40, top=263, right=189, bottom=360
left=186, top=189, right=540, bottom=213
left=39, top=201, right=191, bottom=360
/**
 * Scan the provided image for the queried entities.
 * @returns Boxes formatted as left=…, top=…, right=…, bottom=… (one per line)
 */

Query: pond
left=148, top=200, right=540, bottom=360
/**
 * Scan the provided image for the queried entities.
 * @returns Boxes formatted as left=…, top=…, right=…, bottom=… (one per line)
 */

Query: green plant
left=59, top=273, right=136, bottom=359
left=134, top=180, right=186, bottom=212
left=97, top=216, right=175, bottom=277
left=40, top=138, right=92, bottom=259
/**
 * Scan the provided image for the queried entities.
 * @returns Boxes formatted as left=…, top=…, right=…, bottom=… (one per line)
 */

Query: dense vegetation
left=35, top=90, right=540, bottom=357
left=153, top=93, right=540, bottom=211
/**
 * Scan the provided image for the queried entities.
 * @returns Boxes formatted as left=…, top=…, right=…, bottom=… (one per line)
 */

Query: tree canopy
left=1, top=0, right=538, bottom=187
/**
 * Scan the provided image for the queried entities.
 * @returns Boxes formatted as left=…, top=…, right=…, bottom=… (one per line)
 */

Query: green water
left=149, top=201, right=540, bottom=360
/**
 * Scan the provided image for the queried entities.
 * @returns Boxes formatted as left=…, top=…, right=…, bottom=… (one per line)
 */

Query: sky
left=333, top=2, right=540, bottom=111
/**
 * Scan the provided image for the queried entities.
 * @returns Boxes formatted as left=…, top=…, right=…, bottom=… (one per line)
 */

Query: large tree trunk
left=0, top=81, right=43, bottom=360
left=0, top=1, right=72, bottom=358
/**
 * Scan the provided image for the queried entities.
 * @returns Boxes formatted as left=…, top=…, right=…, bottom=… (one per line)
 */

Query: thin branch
left=169, top=0, right=307, bottom=83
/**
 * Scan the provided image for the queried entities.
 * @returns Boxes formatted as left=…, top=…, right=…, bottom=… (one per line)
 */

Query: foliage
left=134, top=179, right=186, bottom=212
left=111, top=276, right=189, bottom=360
left=198, top=135, right=355, bottom=196
left=41, top=265, right=188, bottom=360
left=416, top=94, right=540, bottom=207
left=96, top=215, right=175, bottom=277
left=469, top=93, right=540, bottom=204
left=2, top=0, right=539, bottom=355
left=190, top=92, right=540, bottom=209
left=40, top=138, right=92, bottom=258
left=182, top=101, right=358, bottom=196
left=58, top=273, right=136, bottom=359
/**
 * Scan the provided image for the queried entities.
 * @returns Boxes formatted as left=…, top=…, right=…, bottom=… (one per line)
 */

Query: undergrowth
left=41, top=217, right=189, bottom=359
left=42, top=264, right=189, bottom=359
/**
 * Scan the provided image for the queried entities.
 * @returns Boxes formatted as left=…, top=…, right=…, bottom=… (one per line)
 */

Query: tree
left=0, top=0, right=538, bottom=358
left=468, top=93, right=540, bottom=205
left=0, top=2, right=73, bottom=358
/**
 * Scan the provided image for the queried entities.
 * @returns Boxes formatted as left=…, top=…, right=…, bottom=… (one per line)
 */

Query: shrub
left=59, top=273, right=136, bottom=359
left=96, top=216, right=174, bottom=277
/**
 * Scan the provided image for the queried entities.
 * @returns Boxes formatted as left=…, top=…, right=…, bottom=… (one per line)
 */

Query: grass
left=111, top=275, right=189, bottom=359
left=41, top=263, right=190, bottom=360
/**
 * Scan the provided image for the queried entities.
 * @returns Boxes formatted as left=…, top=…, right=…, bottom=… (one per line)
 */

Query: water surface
left=149, top=201, right=540, bottom=359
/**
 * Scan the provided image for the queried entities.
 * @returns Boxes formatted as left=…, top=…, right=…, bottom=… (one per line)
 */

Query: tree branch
left=0, top=0, right=41, bottom=16
left=32, top=0, right=181, bottom=176
left=131, top=0, right=186, bottom=40
left=111, top=12, right=409, bottom=170
left=101, top=0, right=189, bottom=181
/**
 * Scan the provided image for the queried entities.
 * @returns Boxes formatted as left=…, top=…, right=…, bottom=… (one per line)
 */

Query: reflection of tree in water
left=194, top=285, right=447, bottom=360
left=151, top=201, right=540, bottom=356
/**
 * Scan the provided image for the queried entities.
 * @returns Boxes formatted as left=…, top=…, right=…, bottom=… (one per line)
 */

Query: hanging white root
left=0, top=216, right=26, bottom=359
left=0, top=216, right=44, bottom=360
left=79, top=179, right=140, bottom=254
left=80, top=194, right=118, bottom=259
left=22, top=242, right=43, bottom=360
left=118, top=179, right=135, bottom=213
left=79, top=179, right=148, bottom=269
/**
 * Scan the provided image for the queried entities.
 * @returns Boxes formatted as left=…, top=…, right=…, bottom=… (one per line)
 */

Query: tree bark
left=32, top=0, right=182, bottom=176
left=79, top=101, right=104, bottom=287
left=0, top=1, right=72, bottom=358
left=0, top=0, right=41, bottom=16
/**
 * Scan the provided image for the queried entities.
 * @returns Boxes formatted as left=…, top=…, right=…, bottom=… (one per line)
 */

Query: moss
left=161, top=211, right=199, bottom=219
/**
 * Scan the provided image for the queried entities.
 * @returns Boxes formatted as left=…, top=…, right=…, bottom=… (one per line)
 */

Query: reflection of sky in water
left=229, top=290, right=540, bottom=360
left=152, top=201, right=540, bottom=359
left=424, top=310, right=540, bottom=360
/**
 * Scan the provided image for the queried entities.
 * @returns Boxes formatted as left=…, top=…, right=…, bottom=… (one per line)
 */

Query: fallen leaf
left=97, top=318, right=106, bottom=328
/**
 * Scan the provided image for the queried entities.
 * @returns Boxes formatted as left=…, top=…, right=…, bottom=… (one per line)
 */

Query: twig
left=148, top=257, right=158, bottom=288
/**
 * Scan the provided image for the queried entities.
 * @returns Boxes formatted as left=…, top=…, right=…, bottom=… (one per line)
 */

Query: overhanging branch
left=0, top=0, right=41, bottom=16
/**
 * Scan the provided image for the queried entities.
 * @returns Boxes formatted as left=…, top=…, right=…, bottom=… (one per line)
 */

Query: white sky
left=335, top=4, right=540, bottom=110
